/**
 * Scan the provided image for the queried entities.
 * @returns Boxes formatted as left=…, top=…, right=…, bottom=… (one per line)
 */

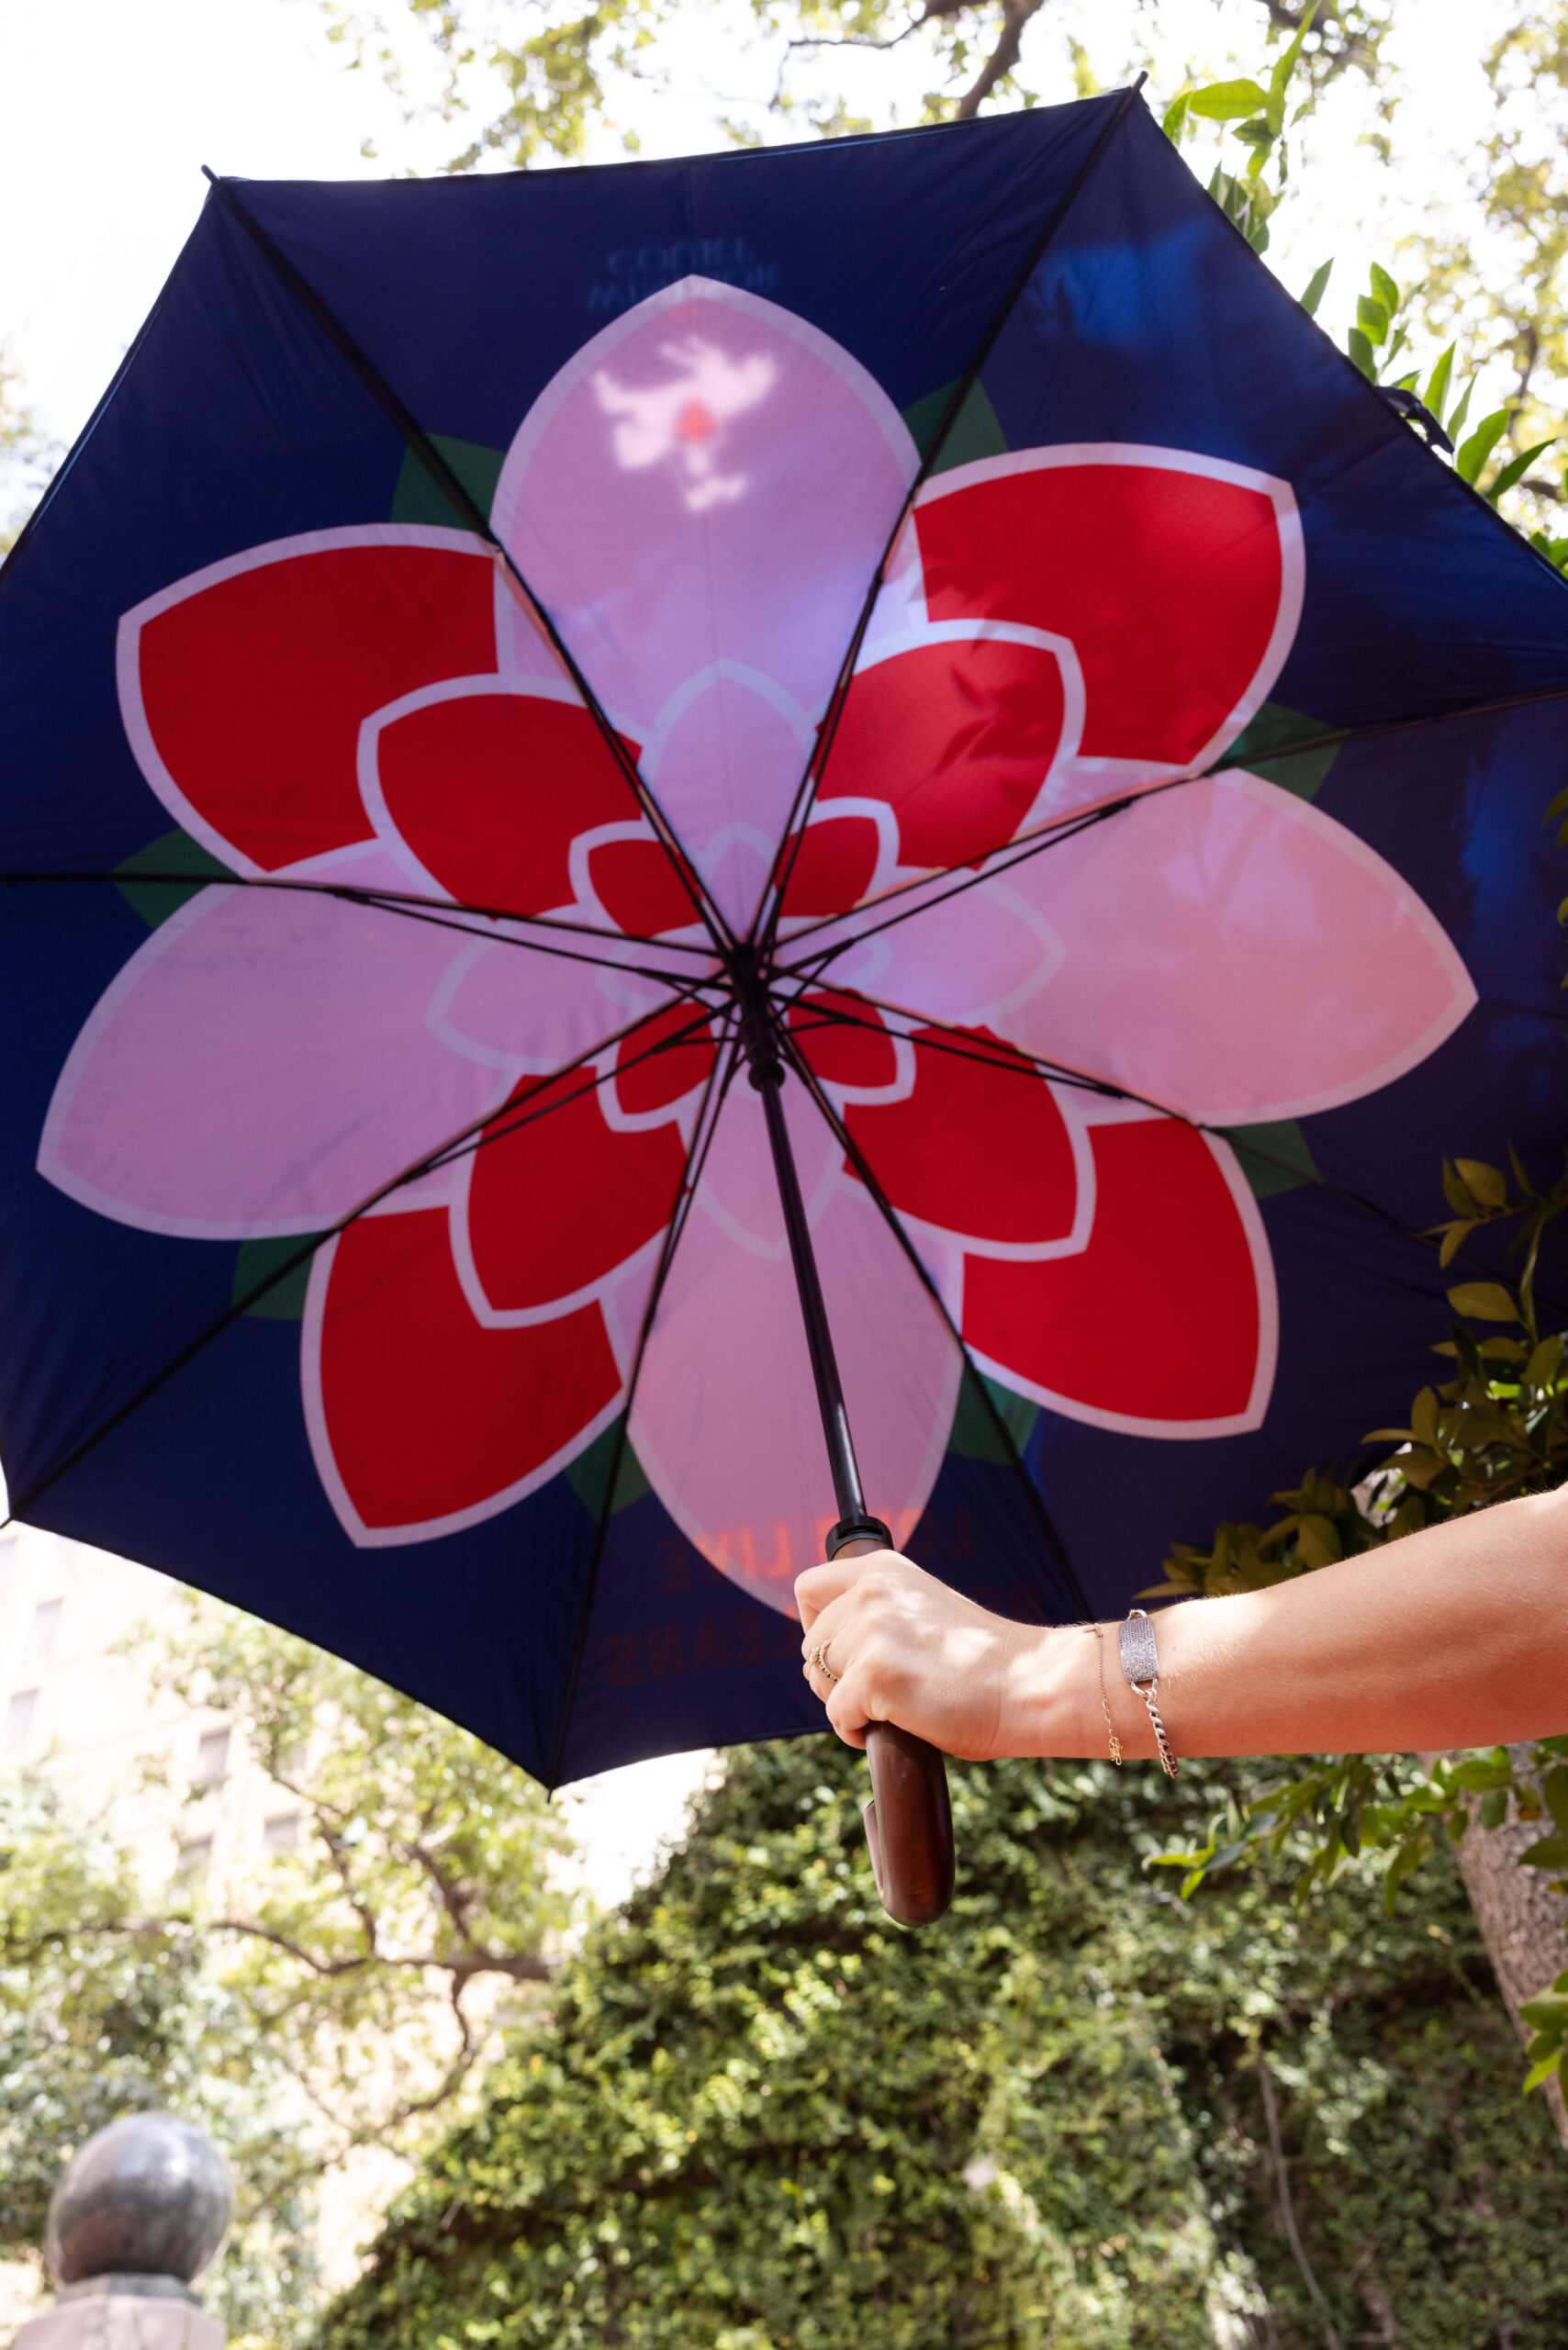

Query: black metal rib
left=782, top=986, right=1568, bottom=1325
left=4, top=987, right=723, bottom=1528
left=544, top=1013, right=739, bottom=1789
left=777, top=1023, right=1089, bottom=1620
left=202, top=170, right=734, bottom=958
left=770, top=671, right=1568, bottom=965
left=754, top=78, right=1148, bottom=950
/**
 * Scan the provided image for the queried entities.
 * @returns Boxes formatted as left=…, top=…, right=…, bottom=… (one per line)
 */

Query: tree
left=320, top=1731, right=1568, bottom=2350
left=0, top=349, right=57, bottom=557
left=0, top=1596, right=575, bottom=2348
left=0, top=1772, right=317, bottom=2348
left=1150, top=1158, right=1568, bottom=2138
left=321, top=0, right=1393, bottom=168
left=143, top=1595, right=573, bottom=2175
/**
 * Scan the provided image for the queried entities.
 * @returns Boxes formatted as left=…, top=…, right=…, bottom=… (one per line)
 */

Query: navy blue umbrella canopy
left=1, top=92, right=1564, bottom=1786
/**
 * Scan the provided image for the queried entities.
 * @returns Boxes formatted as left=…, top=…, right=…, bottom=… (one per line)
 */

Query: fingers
left=794, top=1546, right=898, bottom=1636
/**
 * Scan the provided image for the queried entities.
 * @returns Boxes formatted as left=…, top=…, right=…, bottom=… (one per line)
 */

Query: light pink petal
left=630, top=1078, right=959, bottom=1607
left=491, top=279, right=918, bottom=887
left=39, top=864, right=644, bottom=1238
left=862, top=774, right=1476, bottom=1125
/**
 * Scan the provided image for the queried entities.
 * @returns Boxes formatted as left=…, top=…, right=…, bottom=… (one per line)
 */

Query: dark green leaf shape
left=391, top=434, right=507, bottom=530
left=232, top=1234, right=329, bottom=1323
left=901, top=379, right=1007, bottom=475
left=946, top=1366, right=1038, bottom=1461
left=1216, top=1119, right=1319, bottom=1201
left=116, top=827, right=236, bottom=930
left=1221, top=699, right=1343, bottom=801
left=563, top=1416, right=653, bottom=1518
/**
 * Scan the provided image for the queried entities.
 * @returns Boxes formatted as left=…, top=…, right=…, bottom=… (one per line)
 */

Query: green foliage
left=1155, top=1151, right=1568, bottom=2097
left=0, top=346, right=58, bottom=557
left=0, top=1773, right=315, bottom=2348
left=320, top=1735, right=1568, bottom=2349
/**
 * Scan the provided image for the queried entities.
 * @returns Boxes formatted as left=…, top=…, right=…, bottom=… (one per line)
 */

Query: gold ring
left=809, top=1641, right=840, bottom=1685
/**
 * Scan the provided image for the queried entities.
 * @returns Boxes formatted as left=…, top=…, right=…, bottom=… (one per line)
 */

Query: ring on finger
left=808, top=1639, right=841, bottom=1685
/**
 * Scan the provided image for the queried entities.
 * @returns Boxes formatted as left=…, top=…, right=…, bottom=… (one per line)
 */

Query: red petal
left=466, top=1068, right=686, bottom=1311
left=828, top=638, right=1065, bottom=870
left=915, top=464, right=1282, bottom=768
left=135, top=540, right=498, bottom=870
left=846, top=1028, right=1077, bottom=1244
left=377, top=690, right=643, bottom=917
left=615, top=1002, right=718, bottom=1116
left=778, top=814, right=881, bottom=920
left=589, top=838, right=705, bottom=936
left=787, top=990, right=899, bottom=1091
left=317, top=1207, right=620, bottom=1532
left=963, top=1120, right=1260, bottom=1423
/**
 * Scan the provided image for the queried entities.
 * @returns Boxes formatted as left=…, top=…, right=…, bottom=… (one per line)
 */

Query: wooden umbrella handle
left=832, top=1536, right=956, bottom=1926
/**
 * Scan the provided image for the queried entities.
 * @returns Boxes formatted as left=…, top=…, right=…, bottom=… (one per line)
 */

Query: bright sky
left=0, top=0, right=1526, bottom=459
left=0, top=0, right=1522, bottom=1886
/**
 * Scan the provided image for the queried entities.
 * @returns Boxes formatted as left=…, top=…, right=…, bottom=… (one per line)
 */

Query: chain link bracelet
left=1081, top=1624, right=1123, bottom=1764
left=1118, top=1607, right=1178, bottom=1778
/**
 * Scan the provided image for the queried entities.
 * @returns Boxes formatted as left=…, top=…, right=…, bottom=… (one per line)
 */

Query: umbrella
left=4, top=92, right=1567, bottom=1920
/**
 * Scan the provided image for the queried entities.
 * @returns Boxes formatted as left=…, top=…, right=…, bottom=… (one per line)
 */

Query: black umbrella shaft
left=757, top=1071, right=868, bottom=1530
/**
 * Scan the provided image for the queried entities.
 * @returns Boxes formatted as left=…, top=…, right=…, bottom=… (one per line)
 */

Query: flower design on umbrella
left=39, top=278, right=1476, bottom=1589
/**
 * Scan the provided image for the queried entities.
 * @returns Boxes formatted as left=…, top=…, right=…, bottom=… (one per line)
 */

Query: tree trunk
left=1450, top=1747, right=1568, bottom=2152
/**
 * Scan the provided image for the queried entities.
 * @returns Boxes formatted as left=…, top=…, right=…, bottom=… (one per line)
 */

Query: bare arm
left=794, top=1485, right=1568, bottom=1762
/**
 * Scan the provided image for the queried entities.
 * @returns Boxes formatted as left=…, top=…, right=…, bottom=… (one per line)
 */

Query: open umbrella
left=4, top=91, right=1567, bottom=1919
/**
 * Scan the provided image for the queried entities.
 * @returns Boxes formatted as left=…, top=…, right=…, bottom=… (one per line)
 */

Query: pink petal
left=491, top=280, right=918, bottom=877
left=980, top=773, right=1477, bottom=1124
left=120, top=530, right=498, bottom=874
left=630, top=1078, right=960, bottom=1605
left=39, top=857, right=646, bottom=1237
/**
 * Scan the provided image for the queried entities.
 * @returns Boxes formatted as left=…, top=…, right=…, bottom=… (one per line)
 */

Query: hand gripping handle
left=832, top=1537, right=956, bottom=1927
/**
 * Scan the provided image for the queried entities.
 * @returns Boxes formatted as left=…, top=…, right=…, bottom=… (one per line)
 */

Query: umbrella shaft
left=756, top=1070, right=870, bottom=1533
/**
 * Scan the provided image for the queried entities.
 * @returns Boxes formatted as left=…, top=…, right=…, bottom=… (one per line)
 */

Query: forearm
left=1019, top=1486, right=1568, bottom=1762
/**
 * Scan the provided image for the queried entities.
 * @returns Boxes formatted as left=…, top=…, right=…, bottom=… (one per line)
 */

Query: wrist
left=1002, top=1622, right=1101, bottom=1757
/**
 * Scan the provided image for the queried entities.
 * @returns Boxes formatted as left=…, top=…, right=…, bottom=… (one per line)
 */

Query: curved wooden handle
left=863, top=1721, right=956, bottom=1927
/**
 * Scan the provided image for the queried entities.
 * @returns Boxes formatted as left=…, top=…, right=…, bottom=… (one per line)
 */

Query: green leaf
left=1410, top=1386, right=1441, bottom=1448
left=1543, top=1764, right=1568, bottom=1835
left=1518, top=1833, right=1568, bottom=1869
left=1487, top=436, right=1556, bottom=502
left=1369, top=262, right=1400, bottom=315
left=1356, top=294, right=1390, bottom=346
left=1446, top=1281, right=1519, bottom=1323
left=1161, top=91, right=1191, bottom=142
left=1300, top=260, right=1333, bottom=318
left=1523, top=2049, right=1563, bottom=2093
left=1480, top=1788, right=1509, bottom=1830
left=1445, top=377, right=1475, bottom=445
left=1188, top=77, right=1270, bottom=119
left=1423, top=344, right=1455, bottom=425
left=1519, top=1993, right=1568, bottom=2030
left=1525, top=1335, right=1562, bottom=1387
left=1457, top=408, right=1510, bottom=486
left=1453, top=1158, right=1507, bottom=1208
left=1346, top=327, right=1377, bottom=380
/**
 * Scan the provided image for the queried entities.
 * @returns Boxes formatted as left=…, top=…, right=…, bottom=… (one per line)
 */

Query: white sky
left=0, top=0, right=1525, bottom=1886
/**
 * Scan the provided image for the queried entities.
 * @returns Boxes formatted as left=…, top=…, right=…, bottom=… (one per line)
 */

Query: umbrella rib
left=772, top=672, right=1568, bottom=957
left=784, top=992, right=1568, bottom=1326
left=2, top=985, right=723, bottom=1529
left=777, top=1024, right=1090, bottom=1620
left=201, top=171, right=734, bottom=961
left=753, top=77, right=1148, bottom=953
left=779, top=992, right=1176, bottom=1110
left=0, top=868, right=719, bottom=979
left=544, top=1012, right=740, bottom=1791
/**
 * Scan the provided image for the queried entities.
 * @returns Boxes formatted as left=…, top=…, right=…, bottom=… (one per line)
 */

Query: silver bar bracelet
left=1118, top=1606, right=1179, bottom=1778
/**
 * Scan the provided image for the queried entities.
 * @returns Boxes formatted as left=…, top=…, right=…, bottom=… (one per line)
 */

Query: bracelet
left=1081, top=1625, right=1123, bottom=1764
left=1118, top=1607, right=1178, bottom=1778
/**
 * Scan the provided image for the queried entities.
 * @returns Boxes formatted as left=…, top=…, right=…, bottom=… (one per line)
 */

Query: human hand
left=795, top=1548, right=1073, bottom=1760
